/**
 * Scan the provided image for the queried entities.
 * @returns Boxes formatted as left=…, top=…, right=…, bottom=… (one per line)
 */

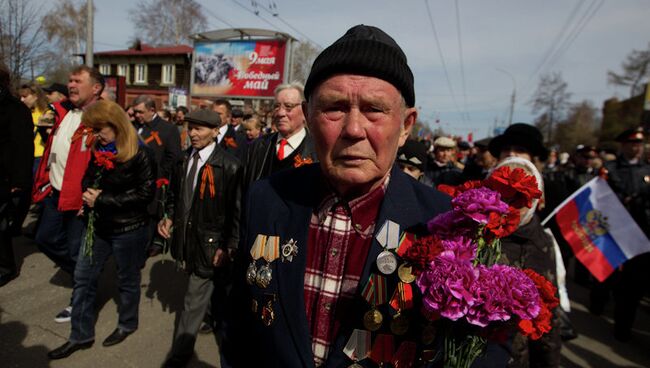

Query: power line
left=423, top=0, right=465, bottom=123
left=544, top=0, right=604, bottom=72
left=454, top=0, right=469, bottom=122
left=257, top=1, right=323, bottom=49
left=230, top=0, right=284, bottom=32
left=524, top=0, right=586, bottom=90
left=202, top=5, right=237, bottom=28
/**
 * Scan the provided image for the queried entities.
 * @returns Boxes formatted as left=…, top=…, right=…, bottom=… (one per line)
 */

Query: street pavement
left=1, top=234, right=649, bottom=367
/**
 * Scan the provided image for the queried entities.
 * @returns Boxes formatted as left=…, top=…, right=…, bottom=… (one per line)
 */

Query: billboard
left=191, top=39, right=287, bottom=98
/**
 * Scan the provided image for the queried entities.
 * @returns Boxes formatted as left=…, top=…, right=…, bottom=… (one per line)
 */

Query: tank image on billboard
left=191, top=39, right=287, bottom=98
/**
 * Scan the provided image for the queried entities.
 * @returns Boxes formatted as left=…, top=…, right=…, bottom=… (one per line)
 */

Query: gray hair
left=274, top=82, right=305, bottom=101
left=132, top=94, right=156, bottom=111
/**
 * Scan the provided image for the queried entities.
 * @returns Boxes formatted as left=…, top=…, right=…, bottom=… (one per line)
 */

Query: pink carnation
left=417, top=251, right=478, bottom=321
left=452, top=188, right=510, bottom=224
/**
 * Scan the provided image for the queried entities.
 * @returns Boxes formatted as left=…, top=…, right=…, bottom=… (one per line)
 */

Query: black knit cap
left=304, top=25, right=415, bottom=107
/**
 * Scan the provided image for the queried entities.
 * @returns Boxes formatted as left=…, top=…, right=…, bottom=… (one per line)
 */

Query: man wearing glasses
left=241, top=82, right=318, bottom=191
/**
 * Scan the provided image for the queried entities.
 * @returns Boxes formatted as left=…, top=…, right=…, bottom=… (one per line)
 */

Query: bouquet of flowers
left=409, top=165, right=558, bottom=368
left=156, top=178, right=171, bottom=254
left=83, top=150, right=115, bottom=259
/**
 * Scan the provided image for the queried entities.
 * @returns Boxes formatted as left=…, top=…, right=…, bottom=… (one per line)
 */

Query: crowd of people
left=0, top=24, right=648, bottom=368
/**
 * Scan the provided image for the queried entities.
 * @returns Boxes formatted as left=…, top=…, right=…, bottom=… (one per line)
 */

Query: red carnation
left=156, top=178, right=170, bottom=188
left=517, top=269, right=559, bottom=340
left=485, top=206, right=520, bottom=238
left=403, top=235, right=443, bottom=276
left=94, top=151, right=115, bottom=170
left=437, top=180, right=483, bottom=198
left=484, top=166, right=542, bottom=209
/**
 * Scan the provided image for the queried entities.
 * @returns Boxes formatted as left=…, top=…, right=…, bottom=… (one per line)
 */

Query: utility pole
left=85, top=0, right=94, bottom=67
left=496, top=68, right=516, bottom=126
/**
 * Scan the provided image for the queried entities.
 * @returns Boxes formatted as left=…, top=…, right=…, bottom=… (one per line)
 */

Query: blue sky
left=83, top=0, right=650, bottom=140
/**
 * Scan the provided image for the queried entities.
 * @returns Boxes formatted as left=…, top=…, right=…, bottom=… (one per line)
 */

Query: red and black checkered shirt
left=304, top=177, right=388, bottom=366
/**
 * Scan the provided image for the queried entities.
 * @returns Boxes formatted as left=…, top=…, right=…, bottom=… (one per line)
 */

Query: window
left=134, top=64, right=147, bottom=84
left=117, top=64, right=129, bottom=84
left=161, top=64, right=175, bottom=85
left=99, top=64, right=110, bottom=76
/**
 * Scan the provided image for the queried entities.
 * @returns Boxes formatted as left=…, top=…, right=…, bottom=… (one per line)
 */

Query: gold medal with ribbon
left=361, top=274, right=388, bottom=331
left=389, top=282, right=414, bottom=336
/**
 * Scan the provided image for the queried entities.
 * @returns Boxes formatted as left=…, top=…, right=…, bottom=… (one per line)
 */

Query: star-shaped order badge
left=281, top=238, right=298, bottom=262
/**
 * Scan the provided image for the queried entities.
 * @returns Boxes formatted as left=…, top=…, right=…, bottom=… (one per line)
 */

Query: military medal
left=375, top=220, right=401, bottom=275
left=369, top=334, right=395, bottom=366
left=256, top=236, right=279, bottom=288
left=281, top=238, right=298, bottom=262
left=363, top=309, right=384, bottom=332
left=361, top=274, right=388, bottom=332
left=421, top=323, right=437, bottom=346
left=389, top=282, right=414, bottom=336
left=397, top=263, right=416, bottom=284
left=343, top=329, right=371, bottom=367
left=246, top=263, right=257, bottom=285
left=391, top=341, right=417, bottom=368
left=261, top=300, right=275, bottom=326
left=376, top=250, right=398, bottom=275
left=247, top=235, right=267, bottom=285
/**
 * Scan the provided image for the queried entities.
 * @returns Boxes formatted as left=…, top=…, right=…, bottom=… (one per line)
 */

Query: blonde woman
left=18, top=83, right=53, bottom=171
left=48, top=100, right=156, bottom=360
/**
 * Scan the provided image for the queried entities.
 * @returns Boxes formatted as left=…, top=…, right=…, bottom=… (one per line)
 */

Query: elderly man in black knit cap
left=221, top=25, right=517, bottom=368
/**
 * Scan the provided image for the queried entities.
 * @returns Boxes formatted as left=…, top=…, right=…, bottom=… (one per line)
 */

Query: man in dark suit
left=241, top=82, right=318, bottom=192
left=0, top=63, right=33, bottom=287
left=224, top=25, right=456, bottom=367
left=212, top=99, right=245, bottom=159
left=158, top=109, right=241, bottom=367
left=132, top=94, right=181, bottom=255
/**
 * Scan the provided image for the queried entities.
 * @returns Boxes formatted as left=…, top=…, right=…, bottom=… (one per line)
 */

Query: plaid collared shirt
left=304, top=177, right=388, bottom=366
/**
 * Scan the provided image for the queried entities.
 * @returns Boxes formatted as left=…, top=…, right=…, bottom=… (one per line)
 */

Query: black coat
left=167, top=144, right=242, bottom=279
left=605, top=155, right=650, bottom=236
left=0, top=88, right=33, bottom=199
left=224, top=165, right=457, bottom=367
left=82, top=146, right=156, bottom=235
left=220, top=124, right=247, bottom=159
left=140, top=115, right=182, bottom=180
left=241, top=130, right=318, bottom=192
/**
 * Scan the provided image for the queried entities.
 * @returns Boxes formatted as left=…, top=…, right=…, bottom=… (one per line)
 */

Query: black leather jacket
left=82, top=146, right=156, bottom=235
left=167, top=144, right=242, bottom=278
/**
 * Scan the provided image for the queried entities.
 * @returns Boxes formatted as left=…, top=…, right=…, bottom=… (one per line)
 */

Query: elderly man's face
left=434, top=147, right=454, bottom=164
left=306, top=74, right=416, bottom=197
left=133, top=102, right=155, bottom=124
left=274, top=88, right=305, bottom=138
left=68, top=71, right=100, bottom=108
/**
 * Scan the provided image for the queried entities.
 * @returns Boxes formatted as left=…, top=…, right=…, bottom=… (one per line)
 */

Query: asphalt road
left=1, top=234, right=649, bottom=368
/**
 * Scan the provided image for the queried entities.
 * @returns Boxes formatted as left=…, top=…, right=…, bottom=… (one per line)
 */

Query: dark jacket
left=220, top=124, right=246, bottom=159
left=242, top=130, right=318, bottom=192
left=0, top=88, right=33, bottom=199
left=82, top=146, right=156, bottom=235
left=426, top=160, right=463, bottom=188
left=140, top=115, right=182, bottom=180
left=225, top=165, right=455, bottom=367
left=167, top=144, right=242, bottom=279
left=605, top=155, right=650, bottom=236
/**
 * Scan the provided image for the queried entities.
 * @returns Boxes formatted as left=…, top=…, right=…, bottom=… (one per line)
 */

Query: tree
left=0, top=0, right=49, bottom=86
left=607, top=42, right=650, bottom=98
left=290, top=40, right=319, bottom=84
left=529, top=72, right=572, bottom=143
left=42, top=0, right=89, bottom=66
left=553, top=100, right=599, bottom=152
left=129, top=0, right=207, bottom=46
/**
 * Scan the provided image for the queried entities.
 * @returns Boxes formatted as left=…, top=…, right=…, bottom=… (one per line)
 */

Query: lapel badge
left=281, top=238, right=299, bottom=262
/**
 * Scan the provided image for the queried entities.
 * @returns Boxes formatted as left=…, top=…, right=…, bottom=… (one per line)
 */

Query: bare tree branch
left=129, top=0, right=207, bottom=46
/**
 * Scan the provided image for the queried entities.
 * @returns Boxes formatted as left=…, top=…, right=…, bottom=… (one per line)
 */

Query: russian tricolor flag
left=542, top=177, right=650, bottom=282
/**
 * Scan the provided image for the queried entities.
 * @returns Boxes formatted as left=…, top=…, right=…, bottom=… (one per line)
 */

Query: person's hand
left=213, top=248, right=227, bottom=267
left=157, top=218, right=173, bottom=239
left=82, top=188, right=102, bottom=208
